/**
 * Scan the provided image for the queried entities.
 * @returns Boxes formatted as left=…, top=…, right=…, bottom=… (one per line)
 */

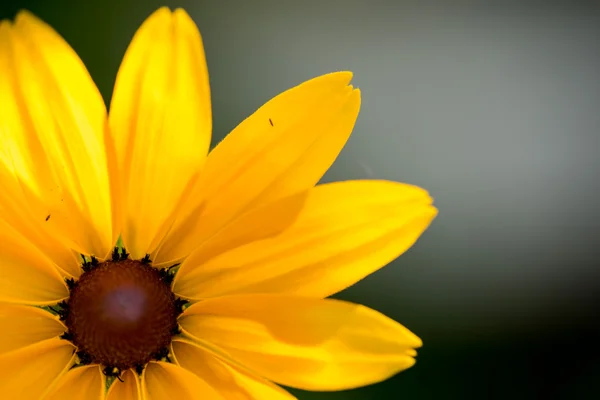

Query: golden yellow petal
left=0, top=19, right=85, bottom=277
left=0, top=165, right=80, bottom=277
left=172, top=339, right=296, bottom=400
left=0, top=338, right=75, bottom=398
left=142, top=361, right=224, bottom=400
left=153, top=72, right=360, bottom=266
left=0, top=13, right=113, bottom=261
left=107, top=369, right=141, bottom=400
left=174, top=180, right=436, bottom=299
left=0, top=219, right=69, bottom=305
left=179, top=295, right=421, bottom=391
left=170, top=189, right=310, bottom=296
left=46, top=365, right=105, bottom=400
left=0, top=305, right=66, bottom=355
left=109, top=7, right=211, bottom=259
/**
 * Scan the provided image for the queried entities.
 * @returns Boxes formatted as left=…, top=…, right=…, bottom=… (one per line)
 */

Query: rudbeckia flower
left=0, top=6, right=437, bottom=400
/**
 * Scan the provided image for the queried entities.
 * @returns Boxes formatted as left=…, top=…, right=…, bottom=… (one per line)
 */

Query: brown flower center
left=65, top=258, right=178, bottom=371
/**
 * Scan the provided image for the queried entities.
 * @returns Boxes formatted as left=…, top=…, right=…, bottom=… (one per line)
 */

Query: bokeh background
left=2, top=0, right=599, bottom=398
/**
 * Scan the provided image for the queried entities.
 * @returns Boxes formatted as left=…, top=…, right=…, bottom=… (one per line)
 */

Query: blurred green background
left=2, top=0, right=599, bottom=398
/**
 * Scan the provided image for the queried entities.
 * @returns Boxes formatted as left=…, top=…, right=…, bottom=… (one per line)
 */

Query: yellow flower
left=0, top=7, right=437, bottom=400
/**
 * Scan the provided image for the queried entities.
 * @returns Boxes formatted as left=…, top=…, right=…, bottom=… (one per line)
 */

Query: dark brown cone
left=66, top=259, right=177, bottom=370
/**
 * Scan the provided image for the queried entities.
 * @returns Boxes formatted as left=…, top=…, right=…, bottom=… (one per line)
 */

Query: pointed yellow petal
left=172, top=339, right=296, bottom=400
left=107, top=369, right=141, bottom=400
left=0, top=305, right=66, bottom=355
left=0, top=219, right=69, bottom=305
left=46, top=365, right=105, bottom=400
left=153, top=72, right=360, bottom=266
left=0, top=338, right=75, bottom=398
left=0, top=13, right=113, bottom=260
left=142, top=361, right=224, bottom=400
left=109, top=7, right=211, bottom=259
left=0, top=19, right=88, bottom=277
left=174, top=180, right=436, bottom=299
left=179, top=295, right=421, bottom=391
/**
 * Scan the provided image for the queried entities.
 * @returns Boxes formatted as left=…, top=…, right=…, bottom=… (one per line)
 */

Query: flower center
left=65, top=257, right=179, bottom=371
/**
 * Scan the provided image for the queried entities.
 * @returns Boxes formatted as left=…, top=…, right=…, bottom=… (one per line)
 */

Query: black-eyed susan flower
left=0, top=6, right=437, bottom=400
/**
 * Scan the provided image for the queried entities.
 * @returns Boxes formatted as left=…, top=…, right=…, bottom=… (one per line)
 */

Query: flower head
left=0, top=7, right=437, bottom=399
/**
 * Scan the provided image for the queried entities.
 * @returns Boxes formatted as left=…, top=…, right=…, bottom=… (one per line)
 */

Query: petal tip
left=349, top=87, right=361, bottom=103
left=155, top=6, right=173, bottom=14
left=173, top=7, right=192, bottom=18
left=413, top=334, right=424, bottom=349
left=340, top=70, right=354, bottom=79
left=320, top=71, right=353, bottom=87
left=405, top=356, right=418, bottom=369
left=405, top=348, right=418, bottom=357
left=338, top=70, right=354, bottom=85
left=418, top=204, right=438, bottom=224
left=428, top=205, right=439, bottom=218
left=146, top=6, right=173, bottom=23
left=173, top=7, right=201, bottom=35
left=14, top=9, right=43, bottom=28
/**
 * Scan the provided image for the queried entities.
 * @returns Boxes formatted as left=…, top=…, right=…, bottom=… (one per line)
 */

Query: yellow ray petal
left=46, top=365, right=105, bottom=400
left=109, top=7, right=211, bottom=259
left=179, top=295, right=421, bottom=391
left=170, top=188, right=310, bottom=294
left=153, top=72, right=360, bottom=266
left=142, top=361, right=224, bottom=400
left=107, top=369, right=141, bottom=400
left=174, top=180, right=436, bottom=299
left=0, top=19, right=89, bottom=277
left=0, top=218, right=69, bottom=305
left=0, top=305, right=66, bottom=355
left=0, top=14, right=113, bottom=260
left=0, top=164, right=80, bottom=277
left=172, top=339, right=296, bottom=400
left=0, top=338, right=75, bottom=398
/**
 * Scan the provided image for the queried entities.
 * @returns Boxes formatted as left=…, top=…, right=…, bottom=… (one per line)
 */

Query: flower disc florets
left=64, top=254, right=180, bottom=371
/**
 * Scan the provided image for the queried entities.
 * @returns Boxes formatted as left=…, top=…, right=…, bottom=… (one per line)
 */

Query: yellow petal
left=46, top=365, right=105, bottom=400
left=0, top=338, right=75, bottom=398
left=142, top=361, right=224, bottom=400
left=153, top=72, right=360, bottom=266
left=0, top=305, right=66, bottom=355
left=0, top=13, right=113, bottom=260
left=0, top=218, right=69, bottom=305
left=174, top=180, right=436, bottom=299
left=0, top=165, right=80, bottom=277
left=0, top=18, right=87, bottom=277
left=109, top=7, right=211, bottom=259
left=172, top=339, right=296, bottom=400
left=179, top=295, right=421, bottom=391
left=170, top=189, right=310, bottom=296
left=107, top=369, right=141, bottom=400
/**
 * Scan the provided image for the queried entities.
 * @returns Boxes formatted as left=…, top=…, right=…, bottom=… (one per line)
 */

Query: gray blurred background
left=2, top=0, right=599, bottom=398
